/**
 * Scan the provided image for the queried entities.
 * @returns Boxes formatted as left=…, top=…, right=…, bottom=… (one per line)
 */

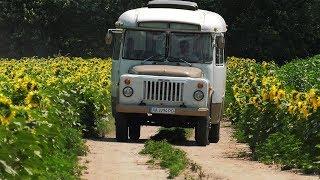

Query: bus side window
left=215, top=35, right=225, bottom=66
left=112, top=33, right=122, bottom=60
left=215, top=47, right=224, bottom=66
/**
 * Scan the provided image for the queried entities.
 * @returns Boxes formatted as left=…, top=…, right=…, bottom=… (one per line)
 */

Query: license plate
left=150, top=107, right=175, bottom=115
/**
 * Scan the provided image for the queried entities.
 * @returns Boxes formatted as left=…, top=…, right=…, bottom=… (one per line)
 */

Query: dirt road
left=81, top=127, right=168, bottom=180
left=81, top=121, right=319, bottom=180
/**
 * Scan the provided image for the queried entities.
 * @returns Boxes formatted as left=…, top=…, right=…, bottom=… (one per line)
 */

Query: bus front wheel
left=195, top=117, right=210, bottom=146
left=129, top=121, right=141, bottom=141
left=115, top=113, right=128, bottom=142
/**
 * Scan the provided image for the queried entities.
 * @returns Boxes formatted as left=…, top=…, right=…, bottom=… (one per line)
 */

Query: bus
left=106, top=0, right=227, bottom=146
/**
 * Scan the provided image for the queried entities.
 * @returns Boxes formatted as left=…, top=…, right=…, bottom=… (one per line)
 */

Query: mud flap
left=210, top=102, right=224, bottom=124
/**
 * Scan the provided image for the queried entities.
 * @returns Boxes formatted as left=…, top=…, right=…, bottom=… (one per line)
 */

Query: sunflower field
left=226, top=55, right=320, bottom=173
left=1, top=55, right=319, bottom=178
left=0, top=57, right=113, bottom=178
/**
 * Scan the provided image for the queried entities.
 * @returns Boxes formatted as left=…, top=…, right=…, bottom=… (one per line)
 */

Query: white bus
left=106, top=0, right=227, bottom=146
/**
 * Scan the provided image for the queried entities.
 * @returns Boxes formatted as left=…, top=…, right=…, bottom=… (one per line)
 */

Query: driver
left=179, top=40, right=199, bottom=61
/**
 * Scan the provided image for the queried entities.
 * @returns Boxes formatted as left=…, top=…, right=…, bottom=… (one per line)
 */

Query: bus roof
left=117, top=7, right=227, bottom=33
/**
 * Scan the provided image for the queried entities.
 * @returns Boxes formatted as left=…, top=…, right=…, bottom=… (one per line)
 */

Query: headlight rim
left=193, top=90, right=204, bottom=101
left=123, top=86, right=134, bottom=97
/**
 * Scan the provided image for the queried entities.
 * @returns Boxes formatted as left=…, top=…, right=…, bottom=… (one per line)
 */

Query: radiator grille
left=143, top=80, right=184, bottom=102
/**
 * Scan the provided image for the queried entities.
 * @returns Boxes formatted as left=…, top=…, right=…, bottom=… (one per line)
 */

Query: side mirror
left=216, top=36, right=225, bottom=49
left=105, top=33, right=113, bottom=45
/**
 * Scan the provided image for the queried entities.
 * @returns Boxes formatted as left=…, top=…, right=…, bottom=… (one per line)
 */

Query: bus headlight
left=193, top=90, right=204, bottom=101
left=123, top=87, right=133, bottom=97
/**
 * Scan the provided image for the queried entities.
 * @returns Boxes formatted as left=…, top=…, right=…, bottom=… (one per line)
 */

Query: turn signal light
left=197, top=82, right=204, bottom=89
left=124, top=78, right=131, bottom=85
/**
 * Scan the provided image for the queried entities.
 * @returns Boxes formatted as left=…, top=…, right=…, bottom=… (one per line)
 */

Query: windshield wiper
left=141, top=54, right=166, bottom=64
left=167, top=57, right=192, bottom=67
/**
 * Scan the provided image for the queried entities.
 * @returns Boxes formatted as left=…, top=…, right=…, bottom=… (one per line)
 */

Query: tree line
left=0, top=0, right=319, bottom=63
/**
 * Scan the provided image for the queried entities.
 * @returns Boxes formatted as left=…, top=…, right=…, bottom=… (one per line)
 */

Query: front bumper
left=116, top=104, right=209, bottom=117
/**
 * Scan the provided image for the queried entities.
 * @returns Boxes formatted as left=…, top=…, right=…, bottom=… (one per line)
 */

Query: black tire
left=115, top=113, right=128, bottom=142
left=195, top=117, right=210, bottom=146
left=129, top=121, right=141, bottom=141
left=195, top=126, right=199, bottom=143
left=209, top=122, right=220, bottom=143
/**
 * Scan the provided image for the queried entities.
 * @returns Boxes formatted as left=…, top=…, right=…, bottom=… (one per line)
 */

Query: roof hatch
left=147, top=0, right=198, bottom=11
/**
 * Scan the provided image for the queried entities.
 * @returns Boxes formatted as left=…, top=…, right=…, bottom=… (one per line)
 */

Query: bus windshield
left=168, top=32, right=212, bottom=63
left=122, top=30, right=212, bottom=63
left=123, top=30, right=166, bottom=60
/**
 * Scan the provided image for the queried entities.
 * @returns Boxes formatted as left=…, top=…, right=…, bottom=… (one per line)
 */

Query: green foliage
left=233, top=104, right=291, bottom=152
left=0, top=0, right=149, bottom=58
left=226, top=56, right=320, bottom=174
left=203, top=0, right=320, bottom=61
left=276, top=55, right=320, bottom=91
left=0, top=57, right=113, bottom=178
left=1, top=0, right=319, bottom=62
left=140, top=140, right=188, bottom=178
left=255, top=132, right=315, bottom=173
left=0, top=107, right=85, bottom=178
left=95, top=117, right=115, bottom=138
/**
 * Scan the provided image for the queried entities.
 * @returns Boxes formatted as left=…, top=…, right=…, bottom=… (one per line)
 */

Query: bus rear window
left=170, top=23, right=200, bottom=30
left=139, top=22, right=200, bottom=31
left=139, top=22, right=168, bottom=29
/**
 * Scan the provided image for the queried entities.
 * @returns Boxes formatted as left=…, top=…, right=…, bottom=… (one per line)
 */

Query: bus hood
left=129, top=65, right=203, bottom=78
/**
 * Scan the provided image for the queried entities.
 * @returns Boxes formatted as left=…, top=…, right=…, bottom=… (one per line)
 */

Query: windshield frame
left=122, top=28, right=213, bottom=64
